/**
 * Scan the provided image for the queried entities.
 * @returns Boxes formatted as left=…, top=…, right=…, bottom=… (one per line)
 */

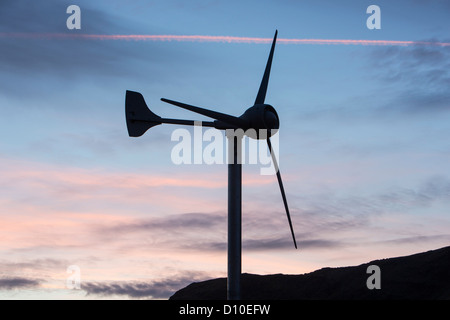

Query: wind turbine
left=125, top=30, right=297, bottom=300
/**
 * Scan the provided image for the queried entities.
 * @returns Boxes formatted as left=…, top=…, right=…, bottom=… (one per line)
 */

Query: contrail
left=1, top=32, right=449, bottom=47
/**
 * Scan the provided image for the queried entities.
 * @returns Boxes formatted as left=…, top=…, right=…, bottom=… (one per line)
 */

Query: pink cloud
left=0, top=157, right=279, bottom=252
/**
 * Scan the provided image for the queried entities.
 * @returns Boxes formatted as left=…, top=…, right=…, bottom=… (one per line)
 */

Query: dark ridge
left=170, top=246, right=450, bottom=300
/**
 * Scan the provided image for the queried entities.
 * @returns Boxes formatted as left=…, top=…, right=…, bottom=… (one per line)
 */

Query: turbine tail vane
left=126, top=90, right=162, bottom=137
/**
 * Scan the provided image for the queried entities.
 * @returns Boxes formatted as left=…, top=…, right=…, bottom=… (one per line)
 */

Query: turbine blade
left=161, top=98, right=248, bottom=128
left=255, top=30, right=278, bottom=105
left=267, top=136, right=297, bottom=249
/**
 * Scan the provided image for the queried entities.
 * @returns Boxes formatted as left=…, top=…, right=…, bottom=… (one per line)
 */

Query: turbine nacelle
left=240, top=104, right=279, bottom=139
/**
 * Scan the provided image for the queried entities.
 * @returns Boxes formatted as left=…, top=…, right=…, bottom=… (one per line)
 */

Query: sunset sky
left=1, top=0, right=449, bottom=299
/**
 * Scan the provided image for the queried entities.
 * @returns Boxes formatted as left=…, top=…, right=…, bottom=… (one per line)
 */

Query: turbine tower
left=125, top=30, right=297, bottom=300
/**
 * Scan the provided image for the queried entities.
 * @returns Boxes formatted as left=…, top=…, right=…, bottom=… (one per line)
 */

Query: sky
left=0, top=0, right=449, bottom=299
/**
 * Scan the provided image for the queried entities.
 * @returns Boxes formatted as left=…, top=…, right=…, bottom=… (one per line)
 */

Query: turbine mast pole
left=227, top=131, right=242, bottom=300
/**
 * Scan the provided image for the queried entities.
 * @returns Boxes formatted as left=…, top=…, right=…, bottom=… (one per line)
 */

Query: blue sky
left=0, top=0, right=449, bottom=299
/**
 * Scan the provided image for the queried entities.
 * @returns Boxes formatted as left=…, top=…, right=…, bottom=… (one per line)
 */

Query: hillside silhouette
left=170, top=246, right=450, bottom=300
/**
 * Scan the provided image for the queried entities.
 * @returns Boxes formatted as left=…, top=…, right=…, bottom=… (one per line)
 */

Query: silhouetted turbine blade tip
left=255, top=30, right=278, bottom=105
left=266, top=137, right=298, bottom=250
